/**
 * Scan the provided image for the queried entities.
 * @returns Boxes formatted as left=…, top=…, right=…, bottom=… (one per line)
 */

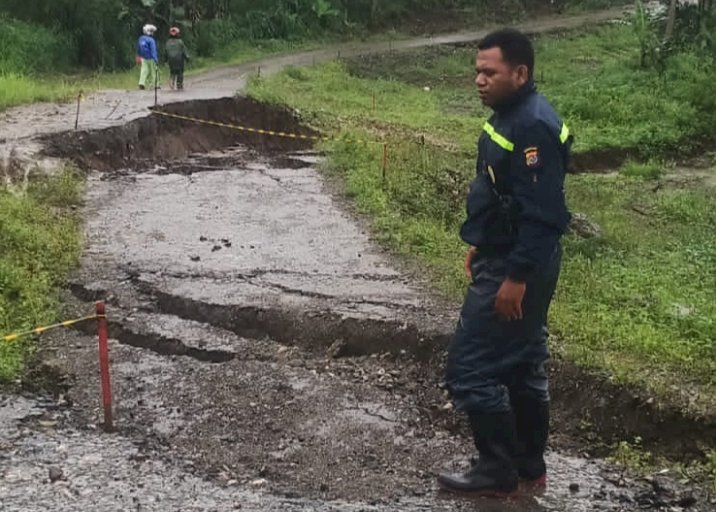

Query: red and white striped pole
left=95, top=301, right=113, bottom=432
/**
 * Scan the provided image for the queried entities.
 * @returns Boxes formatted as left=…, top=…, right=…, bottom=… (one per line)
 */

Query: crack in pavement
left=345, top=406, right=398, bottom=424
left=120, top=271, right=423, bottom=313
left=142, top=287, right=448, bottom=360
left=127, top=267, right=407, bottom=283
left=75, top=319, right=237, bottom=363
left=258, top=279, right=426, bottom=312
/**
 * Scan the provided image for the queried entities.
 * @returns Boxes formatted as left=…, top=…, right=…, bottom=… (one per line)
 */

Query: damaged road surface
left=1, top=133, right=707, bottom=511
left=0, top=7, right=711, bottom=511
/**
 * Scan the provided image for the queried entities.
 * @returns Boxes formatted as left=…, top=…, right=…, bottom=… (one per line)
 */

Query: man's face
left=475, top=47, right=528, bottom=108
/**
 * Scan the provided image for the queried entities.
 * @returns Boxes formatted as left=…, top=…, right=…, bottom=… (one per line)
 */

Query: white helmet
left=142, top=24, right=157, bottom=35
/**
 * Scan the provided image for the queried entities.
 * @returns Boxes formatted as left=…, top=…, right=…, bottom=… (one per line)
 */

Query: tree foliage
left=632, top=0, right=714, bottom=71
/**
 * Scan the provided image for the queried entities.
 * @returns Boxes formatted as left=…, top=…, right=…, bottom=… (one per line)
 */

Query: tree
left=665, top=0, right=677, bottom=39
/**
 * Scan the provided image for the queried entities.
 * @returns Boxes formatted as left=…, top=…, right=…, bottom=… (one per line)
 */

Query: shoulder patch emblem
left=524, top=147, right=541, bottom=168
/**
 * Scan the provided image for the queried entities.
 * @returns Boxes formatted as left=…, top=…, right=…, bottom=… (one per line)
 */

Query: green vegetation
left=0, top=17, right=75, bottom=75
left=0, top=38, right=309, bottom=111
left=248, top=22, right=716, bottom=414
left=609, top=436, right=653, bottom=474
left=609, top=441, right=716, bottom=493
left=0, top=75, right=82, bottom=113
left=345, top=26, right=716, bottom=154
left=0, top=0, right=624, bottom=70
left=555, top=174, right=715, bottom=397
left=0, top=0, right=625, bottom=111
left=0, top=169, right=84, bottom=380
left=620, top=160, right=663, bottom=180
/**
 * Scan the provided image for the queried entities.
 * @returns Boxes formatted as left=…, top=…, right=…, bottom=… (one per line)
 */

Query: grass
left=248, top=24, right=716, bottom=415
left=555, top=174, right=715, bottom=399
left=608, top=442, right=716, bottom=494
left=620, top=159, right=663, bottom=179
left=0, top=169, right=84, bottom=381
left=344, top=26, right=716, bottom=154
left=534, top=30, right=715, bottom=153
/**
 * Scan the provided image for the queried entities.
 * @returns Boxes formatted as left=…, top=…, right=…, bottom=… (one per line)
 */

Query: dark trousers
left=445, top=245, right=562, bottom=413
left=170, top=66, right=184, bottom=90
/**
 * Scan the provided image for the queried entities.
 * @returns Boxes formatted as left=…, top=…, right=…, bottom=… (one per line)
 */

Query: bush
left=241, top=7, right=308, bottom=40
left=0, top=169, right=83, bottom=380
left=0, top=0, right=136, bottom=71
left=193, top=18, right=242, bottom=56
left=0, top=18, right=76, bottom=75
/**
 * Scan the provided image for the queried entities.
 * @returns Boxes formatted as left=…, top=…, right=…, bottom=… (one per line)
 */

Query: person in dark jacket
left=137, top=24, right=159, bottom=90
left=166, top=27, right=190, bottom=91
left=438, top=28, right=572, bottom=498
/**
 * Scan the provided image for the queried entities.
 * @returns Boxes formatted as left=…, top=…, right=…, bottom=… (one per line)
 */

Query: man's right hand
left=464, top=246, right=477, bottom=280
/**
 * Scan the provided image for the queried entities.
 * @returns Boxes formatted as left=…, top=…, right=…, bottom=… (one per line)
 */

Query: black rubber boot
left=512, top=394, right=549, bottom=487
left=438, top=412, right=519, bottom=497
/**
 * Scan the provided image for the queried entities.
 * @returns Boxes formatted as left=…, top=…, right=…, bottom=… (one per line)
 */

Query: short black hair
left=478, top=28, right=535, bottom=79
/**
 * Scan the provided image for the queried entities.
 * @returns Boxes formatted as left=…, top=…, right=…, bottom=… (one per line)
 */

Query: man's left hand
left=495, top=278, right=526, bottom=321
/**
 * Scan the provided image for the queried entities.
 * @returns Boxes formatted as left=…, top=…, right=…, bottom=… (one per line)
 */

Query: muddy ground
left=1, top=6, right=714, bottom=512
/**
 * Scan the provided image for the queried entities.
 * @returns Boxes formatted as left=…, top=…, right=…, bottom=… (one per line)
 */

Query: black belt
left=474, top=244, right=512, bottom=259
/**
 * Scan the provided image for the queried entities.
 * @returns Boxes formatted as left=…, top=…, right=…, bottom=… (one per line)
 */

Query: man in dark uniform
left=438, top=29, right=572, bottom=497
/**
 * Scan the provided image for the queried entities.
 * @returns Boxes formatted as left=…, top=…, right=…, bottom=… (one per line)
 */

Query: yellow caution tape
left=2, top=314, right=104, bottom=344
left=151, top=110, right=381, bottom=146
